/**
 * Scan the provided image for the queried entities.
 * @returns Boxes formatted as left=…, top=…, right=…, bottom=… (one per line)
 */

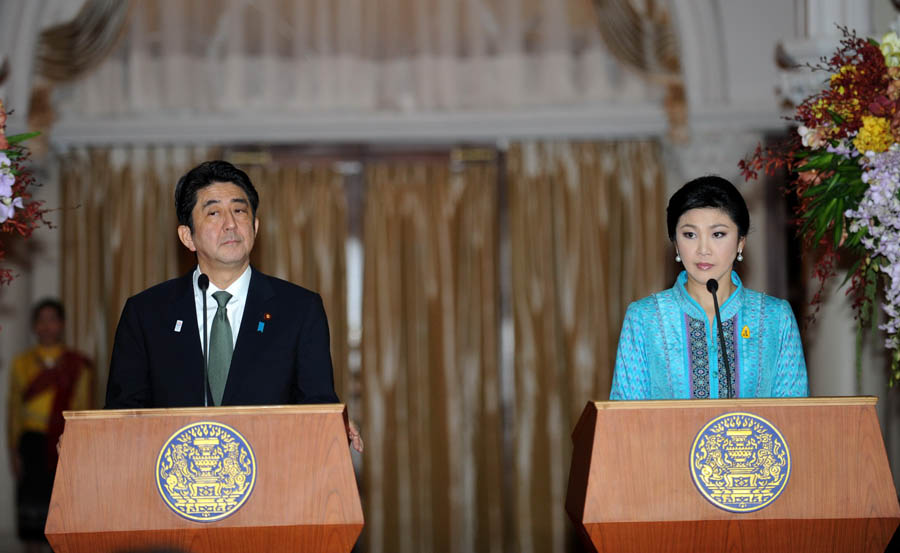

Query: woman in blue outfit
left=609, top=176, right=809, bottom=400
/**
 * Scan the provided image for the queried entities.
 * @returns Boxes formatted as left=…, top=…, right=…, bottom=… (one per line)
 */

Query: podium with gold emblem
left=45, top=404, right=363, bottom=553
left=566, top=398, right=900, bottom=553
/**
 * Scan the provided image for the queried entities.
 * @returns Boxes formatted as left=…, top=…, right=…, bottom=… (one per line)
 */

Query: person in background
left=7, top=299, right=93, bottom=553
left=609, top=175, right=808, bottom=400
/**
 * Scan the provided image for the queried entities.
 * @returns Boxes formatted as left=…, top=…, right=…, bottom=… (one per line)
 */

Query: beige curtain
left=589, top=0, right=685, bottom=139
left=35, top=0, right=132, bottom=81
left=29, top=0, right=133, bottom=144
left=61, top=147, right=210, bottom=399
left=243, top=163, right=350, bottom=402
left=361, top=159, right=504, bottom=553
left=508, top=141, right=667, bottom=553
left=60, top=150, right=349, bottom=403
left=53, top=0, right=665, bottom=118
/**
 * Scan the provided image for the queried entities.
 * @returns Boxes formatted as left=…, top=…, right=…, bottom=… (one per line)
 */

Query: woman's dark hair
left=666, top=175, right=750, bottom=240
left=174, top=160, right=259, bottom=231
left=32, top=298, right=65, bottom=324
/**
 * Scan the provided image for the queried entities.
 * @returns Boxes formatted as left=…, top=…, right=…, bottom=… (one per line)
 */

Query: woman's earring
left=737, top=251, right=744, bottom=262
left=675, top=253, right=681, bottom=263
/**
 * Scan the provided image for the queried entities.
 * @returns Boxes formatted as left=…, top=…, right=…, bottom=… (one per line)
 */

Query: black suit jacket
left=105, top=268, right=339, bottom=408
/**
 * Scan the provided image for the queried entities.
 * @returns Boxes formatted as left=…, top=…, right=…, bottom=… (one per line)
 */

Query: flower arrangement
left=0, top=99, right=46, bottom=285
left=740, top=28, right=900, bottom=384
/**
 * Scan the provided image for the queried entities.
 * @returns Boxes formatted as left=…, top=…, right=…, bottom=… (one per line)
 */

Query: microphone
left=706, top=278, right=734, bottom=399
left=198, top=273, right=210, bottom=408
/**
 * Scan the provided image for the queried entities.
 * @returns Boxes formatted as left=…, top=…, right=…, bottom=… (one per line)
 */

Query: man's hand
left=347, top=420, right=363, bottom=453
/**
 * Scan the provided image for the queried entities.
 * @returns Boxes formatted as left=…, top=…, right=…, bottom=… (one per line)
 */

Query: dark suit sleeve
left=294, top=293, right=340, bottom=404
left=105, top=298, right=152, bottom=408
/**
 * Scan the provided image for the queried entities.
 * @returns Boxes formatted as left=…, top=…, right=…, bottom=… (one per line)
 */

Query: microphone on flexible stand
left=706, top=278, right=734, bottom=399
left=198, top=273, right=210, bottom=407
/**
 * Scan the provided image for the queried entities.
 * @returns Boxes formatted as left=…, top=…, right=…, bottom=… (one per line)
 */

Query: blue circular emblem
left=690, top=412, right=790, bottom=513
left=156, top=421, right=256, bottom=522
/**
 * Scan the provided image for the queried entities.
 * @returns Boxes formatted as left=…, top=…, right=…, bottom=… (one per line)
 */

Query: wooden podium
left=45, top=404, right=363, bottom=553
left=566, top=397, right=900, bottom=553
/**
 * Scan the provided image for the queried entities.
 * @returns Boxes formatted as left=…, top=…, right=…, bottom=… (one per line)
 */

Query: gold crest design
left=690, top=412, right=790, bottom=513
left=156, top=422, right=256, bottom=522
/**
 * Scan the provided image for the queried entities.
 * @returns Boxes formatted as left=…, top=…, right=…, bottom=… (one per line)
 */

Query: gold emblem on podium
left=690, top=412, right=790, bottom=513
left=156, top=422, right=256, bottom=522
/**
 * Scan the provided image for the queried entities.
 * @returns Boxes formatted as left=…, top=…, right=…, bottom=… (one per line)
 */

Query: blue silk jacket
left=610, top=271, right=809, bottom=400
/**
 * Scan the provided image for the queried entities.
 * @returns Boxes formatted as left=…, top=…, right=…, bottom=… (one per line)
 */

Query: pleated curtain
left=361, top=160, right=505, bottom=553
left=60, top=147, right=212, bottom=400
left=508, top=141, right=667, bottom=553
left=243, top=163, right=350, bottom=402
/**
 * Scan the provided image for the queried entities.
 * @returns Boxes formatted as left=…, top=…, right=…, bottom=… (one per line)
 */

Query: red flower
left=869, top=95, right=893, bottom=116
left=0, top=99, right=48, bottom=285
left=0, top=101, right=8, bottom=150
left=795, top=31, right=888, bottom=137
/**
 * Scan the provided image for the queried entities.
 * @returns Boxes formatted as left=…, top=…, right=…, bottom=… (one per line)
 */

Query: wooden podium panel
left=566, top=397, right=900, bottom=553
left=46, top=404, right=363, bottom=553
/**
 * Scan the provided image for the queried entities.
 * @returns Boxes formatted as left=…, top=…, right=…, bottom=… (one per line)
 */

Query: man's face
left=33, top=306, right=64, bottom=346
left=177, top=182, right=259, bottom=273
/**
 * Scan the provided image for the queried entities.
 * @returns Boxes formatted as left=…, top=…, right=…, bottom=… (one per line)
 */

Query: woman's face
left=674, top=207, right=746, bottom=290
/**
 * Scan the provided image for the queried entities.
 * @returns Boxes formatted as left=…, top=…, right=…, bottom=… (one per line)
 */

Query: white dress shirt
left=192, top=265, right=252, bottom=350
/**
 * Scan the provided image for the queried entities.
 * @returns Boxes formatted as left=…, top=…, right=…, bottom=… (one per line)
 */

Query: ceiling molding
left=49, top=103, right=793, bottom=149
left=49, top=106, right=671, bottom=148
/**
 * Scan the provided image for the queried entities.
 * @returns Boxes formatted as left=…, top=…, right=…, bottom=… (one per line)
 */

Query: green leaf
left=812, top=223, right=827, bottom=246
left=806, top=193, right=833, bottom=211
left=835, top=165, right=860, bottom=176
left=843, top=228, right=865, bottom=248
left=810, top=198, right=838, bottom=245
left=827, top=109, right=846, bottom=125
left=799, top=217, right=815, bottom=237
left=795, top=153, right=835, bottom=171
left=5, top=131, right=40, bottom=145
left=840, top=258, right=864, bottom=287
left=801, top=182, right=830, bottom=197
left=833, top=213, right=844, bottom=247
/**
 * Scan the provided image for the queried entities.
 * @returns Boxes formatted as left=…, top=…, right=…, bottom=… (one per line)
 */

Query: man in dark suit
left=105, top=160, right=361, bottom=450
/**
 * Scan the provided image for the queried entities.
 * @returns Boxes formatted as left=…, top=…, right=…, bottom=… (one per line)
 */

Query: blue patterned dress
left=609, top=271, right=809, bottom=400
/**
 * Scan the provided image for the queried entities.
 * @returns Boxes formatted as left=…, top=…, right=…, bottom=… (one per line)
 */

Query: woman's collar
left=675, top=270, right=744, bottom=320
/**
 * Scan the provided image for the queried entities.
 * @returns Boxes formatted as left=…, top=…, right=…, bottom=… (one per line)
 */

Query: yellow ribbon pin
left=741, top=325, right=750, bottom=339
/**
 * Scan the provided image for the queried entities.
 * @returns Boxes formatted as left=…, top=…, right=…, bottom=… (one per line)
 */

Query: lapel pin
left=257, top=321, right=265, bottom=333
left=174, top=320, right=183, bottom=332
left=741, top=325, right=750, bottom=339
left=264, top=313, right=272, bottom=320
